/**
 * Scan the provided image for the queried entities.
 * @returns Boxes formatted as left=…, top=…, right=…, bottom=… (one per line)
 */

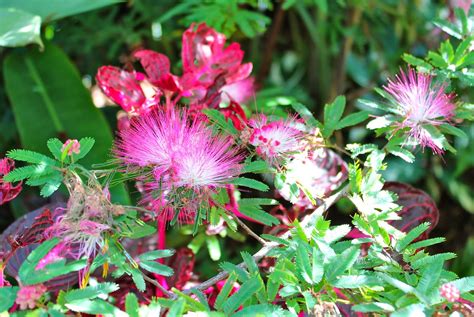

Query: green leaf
left=3, top=43, right=129, bottom=204
left=325, top=246, right=360, bottom=283
left=416, top=260, right=443, bottom=295
left=40, top=180, right=61, bottom=197
left=396, top=223, right=431, bottom=252
left=167, top=298, right=185, bottom=317
left=131, top=269, right=146, bottom=292
left=376, top=273, right=428, bottom=304
left=238, top=198, right=279, bottom=206
left=214, top=272, right=238, bottom=310
left=411, top=253, right=457, bottom=270
left=408, top=237, right=446, bottom=250
left=323, top=95, right=346, bottom=138
left=65, top=299, right=127, bottom=316
left=295, top=243, right=313, bottom=284
left=7, top=149, right=57, bottom=165
left=439, top=123, right=468, bottom=139
left=332, top=274, right=382, bottom=288
left=352, top=302, right=395, bottom=313
left=402, top=54, right=433, bottom=70
left=241, top=160, right=270, bottom=173
left=64, top=283, right=119, bottom=302
left=3, top=164, right=54, bottom=182
left=0, top=8, right=42, bottom=48
left=138, top=249, right=175, bottom=261
left=203, top=108, right=238, bottom=135
left=19, top=238, right=87, bottom=285
left=206, top=235, right=221, bottom=261
left=230, top=177, right=269, bottom=191
left=232, top=304, right=288, bottom=317
left=47, top=138, right=64, bottom=160
left=237, top=202, right=279, bottom=226
left=291, top=102, right=321, bottom=128
left=125, top=293, right=139, bottom=317
left=0, top=0, right=123, bottom=21
left=450, top=276, right=474, bottom=293
left=335, top=111, right=369, bottom=130
left=139, top=261, right=174, bottom=277
left=0, top=286, right=18, bottom=313
left=72, top=137, right=95, bottom=161
left=223, top=276, right=261, bottom=314
left=387, top=146, right=415, bottom=163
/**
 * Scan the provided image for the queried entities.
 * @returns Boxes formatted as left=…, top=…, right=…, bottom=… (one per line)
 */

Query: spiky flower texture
left=384, top=68, right=456, bottom=153
left=115, top=109, right=242, bottom=223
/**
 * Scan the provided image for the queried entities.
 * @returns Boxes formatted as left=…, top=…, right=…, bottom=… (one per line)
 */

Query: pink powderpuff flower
left=45, top=216, right=109, bottom=260
left=15, top=284, right=47, bottom=310
left=115, top=109, right=242, bottom=223
left=440, top=283, right=461, bottom=302
left=248, top=114, right=303, bottom=166
left=384, top=68, right=456, bottom=154
left=0, top=158, right=22, bottom=205
left=61, top=139, right=81, bottom=156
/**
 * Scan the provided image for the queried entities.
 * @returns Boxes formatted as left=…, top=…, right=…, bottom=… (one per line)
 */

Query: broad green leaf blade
left=0, top=8, right=42, bottom=48
left=0, top=0, right=123, bottom=21
left=3, top=43, right=129, bottom=203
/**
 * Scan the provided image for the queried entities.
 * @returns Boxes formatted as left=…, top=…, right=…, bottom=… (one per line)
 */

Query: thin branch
left=229, top=211, right=267, bottom=245
left=183, top=185, right=348, bottom=294
left=143, top=274, right=177, bottom=300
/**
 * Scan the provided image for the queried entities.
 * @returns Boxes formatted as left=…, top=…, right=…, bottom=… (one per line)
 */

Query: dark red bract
left=384, top=181, right=439, bottom=240
left=96, top=23, right=254, bottom=130
left=0, top=158, right=22, bottom=205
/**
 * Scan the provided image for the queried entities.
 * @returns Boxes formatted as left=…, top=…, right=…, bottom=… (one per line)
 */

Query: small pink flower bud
left=440, top=283, right=460, bottom=302
left=62, top=139, right=81, bottom=156
left=15, top=284, right=47, bottom=310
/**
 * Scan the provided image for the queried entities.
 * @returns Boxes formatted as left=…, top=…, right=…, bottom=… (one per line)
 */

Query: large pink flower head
left=247, top=114, right=304, bottom=166
left=115, top=109, right=243, bottom=223
left=384, top=68, right=456, bottom=153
